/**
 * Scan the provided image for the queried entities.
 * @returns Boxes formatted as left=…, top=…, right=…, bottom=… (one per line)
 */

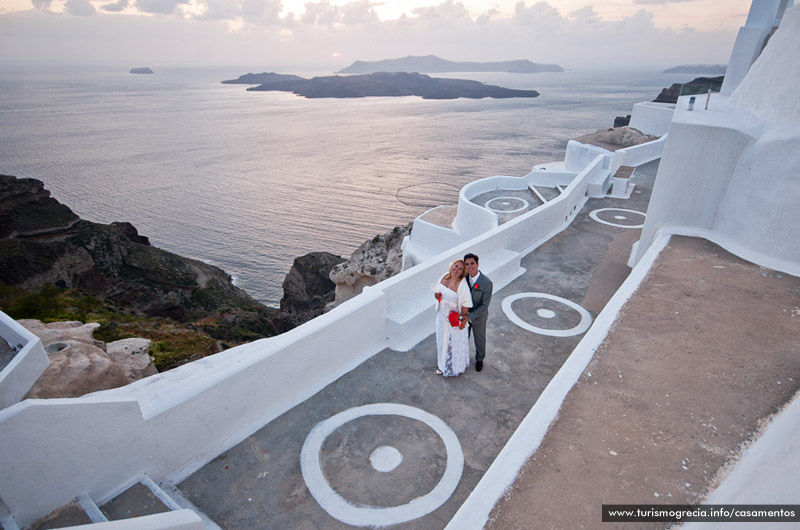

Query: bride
left=433, top=259, right=473, bottom=377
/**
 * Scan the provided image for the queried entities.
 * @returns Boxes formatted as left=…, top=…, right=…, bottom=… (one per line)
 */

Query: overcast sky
left=0, top=0, right=752, bottom=70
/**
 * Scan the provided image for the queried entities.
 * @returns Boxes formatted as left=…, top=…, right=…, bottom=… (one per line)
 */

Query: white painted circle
left=589, top=208, right=645, bottom=228
left=536, top=308, right=557, bottom=319
left=370, top=446, right=403, bottom=473
left=300, top=403, right=464, bottom=527
left=502, top=293, right=593, bottom=337
left=484, top=196, right=529, bottom=214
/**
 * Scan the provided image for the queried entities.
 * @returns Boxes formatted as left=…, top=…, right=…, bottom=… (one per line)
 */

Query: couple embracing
left=433, top=253, right=493, bottom=377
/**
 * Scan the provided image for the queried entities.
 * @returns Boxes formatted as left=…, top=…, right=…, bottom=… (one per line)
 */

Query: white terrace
left=1, top=1, right=798, bottom=528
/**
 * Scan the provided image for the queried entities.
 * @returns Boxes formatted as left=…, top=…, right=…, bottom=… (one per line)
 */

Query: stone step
left=27, top=494, right=105, bottom=529
left=26, top=475, right=216, bottom=530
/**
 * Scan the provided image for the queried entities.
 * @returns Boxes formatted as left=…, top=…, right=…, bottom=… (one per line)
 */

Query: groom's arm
left=470, top=277, right=493, bottom=320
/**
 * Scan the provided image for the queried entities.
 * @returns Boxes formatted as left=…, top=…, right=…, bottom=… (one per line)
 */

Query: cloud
left=569, top=5, right=599, bottom=24
left=339, top=1, right=379, bottom=25
left=240, top=0, right=282, bottom=23
left=101, top=0, right=130, bottom=11
left=65, top=0, right=97, bottom=15
left=135, top=0, right=190, bottom=14
left=411, top=0, right=471, bottom=23
left=513, top=1, right=565, bottom=30
left=31, top=0, right=54, bottom=11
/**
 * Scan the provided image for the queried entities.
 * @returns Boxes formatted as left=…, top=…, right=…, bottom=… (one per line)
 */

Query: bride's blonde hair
left=442, top=259, right=466, bottom=282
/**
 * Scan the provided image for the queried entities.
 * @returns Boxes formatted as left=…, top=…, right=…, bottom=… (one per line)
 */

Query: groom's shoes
left=476, top=360, right=483, bottom=372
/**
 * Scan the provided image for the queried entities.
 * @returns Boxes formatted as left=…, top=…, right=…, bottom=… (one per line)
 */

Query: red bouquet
left=448, top=310, right=461, bottom=327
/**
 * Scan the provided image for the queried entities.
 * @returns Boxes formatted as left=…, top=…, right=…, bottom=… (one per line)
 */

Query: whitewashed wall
left=636, top=5, right=800, bottom=276
left=0, top=312, right=49, bottom=410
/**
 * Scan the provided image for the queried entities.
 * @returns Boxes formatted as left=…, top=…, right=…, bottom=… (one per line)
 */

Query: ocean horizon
left=0, top=64, right=698, bottom=306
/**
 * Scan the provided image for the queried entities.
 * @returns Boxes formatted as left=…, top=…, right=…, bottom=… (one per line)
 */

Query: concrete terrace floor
left=176, top=160, right=800, bottom=529
left=176, top=160, right=661, bottom=529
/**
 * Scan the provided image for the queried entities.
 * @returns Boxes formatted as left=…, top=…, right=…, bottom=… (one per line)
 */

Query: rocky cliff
left=0, top=174, right=277, bottom=363
left=247, top=72, right=539, bottom=99
left=330, top=223, right=411, bottom=305
left=273, top=252, right=345, bottom=333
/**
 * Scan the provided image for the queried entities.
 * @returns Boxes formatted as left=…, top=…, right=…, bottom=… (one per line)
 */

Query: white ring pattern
left=589, top=208, right=646, bottom=228
left=300, top=403, right=464, bottom=527
left=484, top=196, right=530, bottom=214
left=502, top=293, right=593, bottom=337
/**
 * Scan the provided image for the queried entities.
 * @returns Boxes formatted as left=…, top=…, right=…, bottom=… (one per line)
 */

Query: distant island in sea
left=662, top=64, right=726, bottom=75
left=336, top=55, right=563, bottom=74
left=129, top=67, right=154, bottom=74
left=225, top=71, right=540, bottom=100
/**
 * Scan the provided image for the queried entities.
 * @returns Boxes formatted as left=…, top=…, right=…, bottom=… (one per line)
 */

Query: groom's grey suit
left=468, top=272, right=493, bottom=364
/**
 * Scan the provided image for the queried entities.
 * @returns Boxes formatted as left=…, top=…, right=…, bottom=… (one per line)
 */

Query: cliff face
left=330, top=223, right=411, bottom=304
left=0, top=174, right=276, bottom=340
left=273, top=252, right=346, bottom=333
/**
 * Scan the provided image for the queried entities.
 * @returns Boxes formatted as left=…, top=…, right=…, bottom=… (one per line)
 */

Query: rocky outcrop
left=330, top=224, right=411, bottom=305
left=20, top=320, right=157, bottom=399
left=573, top=126, right=659, bottom=152
left=653, top=76, right=724, bottom=104
left=247, top=72, right=540, bottom=100
left=337, top=55, right=563, bottom=74
left=0, top=174, right=276, bottom=340
left=273, top=252, right=345, bottom=333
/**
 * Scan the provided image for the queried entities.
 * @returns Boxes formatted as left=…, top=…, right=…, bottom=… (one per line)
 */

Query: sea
left=0, top=63, right=699, bottom=306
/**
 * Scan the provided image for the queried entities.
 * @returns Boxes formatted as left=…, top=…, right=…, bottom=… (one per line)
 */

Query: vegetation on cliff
left=0, top=174, right=277, bottom=370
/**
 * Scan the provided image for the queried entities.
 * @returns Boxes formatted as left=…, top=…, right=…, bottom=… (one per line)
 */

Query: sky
left=0, top=0, right=754, bottom=70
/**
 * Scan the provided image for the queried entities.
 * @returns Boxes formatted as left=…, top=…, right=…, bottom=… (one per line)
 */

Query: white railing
left=610, top=134, right=668, bottom=173
left=0, top=312, right=49, bottom=410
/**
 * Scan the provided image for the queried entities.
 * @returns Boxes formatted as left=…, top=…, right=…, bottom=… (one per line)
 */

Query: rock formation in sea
left=330, top=223, right=411, bottom=305
left=0, top=174, right=276, bottom=344
left=652, top=76, right=724, bottom=104
left=273, top=252, right=346, bottom=333
left=336, top=55, right=564, bottom=74
left=19, top=319, right=157, bottom=399
left=130, top=67, right=154, bottom=74
left=221, top=72, right=304, bottom=84
left=662, top=64, right=726, bottom=75
left=246, top=72, right=540, bottom=99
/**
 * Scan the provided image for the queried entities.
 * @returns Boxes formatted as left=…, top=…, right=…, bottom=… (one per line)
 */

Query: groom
left=463, top=253, right=493, bottom=372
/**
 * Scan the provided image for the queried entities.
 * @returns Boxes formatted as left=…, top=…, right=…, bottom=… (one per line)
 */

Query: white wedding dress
left=435, top=284, right=470, bottom=377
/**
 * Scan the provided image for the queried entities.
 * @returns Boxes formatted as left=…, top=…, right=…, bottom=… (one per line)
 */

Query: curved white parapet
left=0, top=312, right=49, bottom=410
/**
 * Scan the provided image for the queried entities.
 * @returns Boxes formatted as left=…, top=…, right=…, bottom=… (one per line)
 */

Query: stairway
left=23, top=476, right=215, bottom=530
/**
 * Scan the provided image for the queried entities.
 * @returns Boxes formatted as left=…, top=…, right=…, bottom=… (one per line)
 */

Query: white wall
left=0, top=312, right=49, bottom=410
left=629, top=102, right=675, bottom=137
left=636, top=5, right=800, bottom=275
left=720, top=0, right=792, bottom=95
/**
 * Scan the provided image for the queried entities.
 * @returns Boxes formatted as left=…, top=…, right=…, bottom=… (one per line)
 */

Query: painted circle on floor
left=300, top=403, right=464, bottom=527
left=502, top=293, right=592, bottom=337
left=484, top=196, right=529, bottom=214
left=589, top=208, right=646, bottom=228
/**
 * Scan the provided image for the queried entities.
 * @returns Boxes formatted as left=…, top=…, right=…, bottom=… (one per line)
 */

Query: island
left=245, top=71, right=539, bottom=99
left=662, top=64, right=726, bottom=75
left=129, top=67, right=154, bottom=74
left=337, top=55, right=563, bottom=74
left=222, top=72, right=304, bottom=85
left=652, top=75, right=724, bottom=104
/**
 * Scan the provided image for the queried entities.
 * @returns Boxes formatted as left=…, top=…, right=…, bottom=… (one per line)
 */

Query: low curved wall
left=0, top=313, right=49, bottom=410
left=0, top=152, right=622, bottom=527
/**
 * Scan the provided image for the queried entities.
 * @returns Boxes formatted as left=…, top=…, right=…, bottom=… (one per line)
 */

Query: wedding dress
left=435, top=284, right=470, bottom=377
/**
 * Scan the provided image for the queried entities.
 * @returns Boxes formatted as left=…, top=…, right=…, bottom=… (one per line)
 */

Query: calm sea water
left=0, top=64, right=697, bottom=306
